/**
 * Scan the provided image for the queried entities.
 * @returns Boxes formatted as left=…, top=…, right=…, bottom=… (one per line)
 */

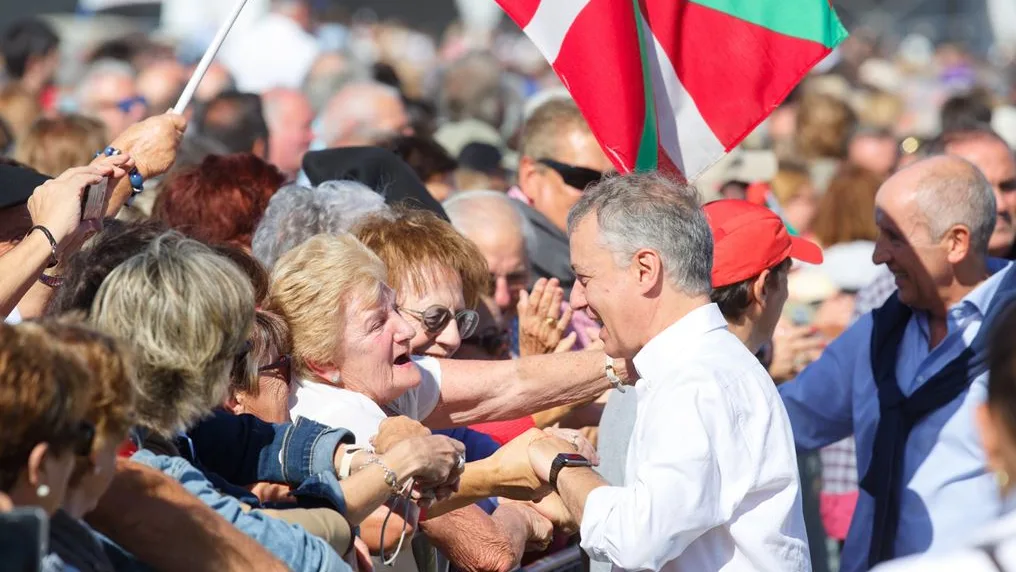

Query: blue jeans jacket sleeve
left=131, top=449, right=350, bottom=572
left=187, top=410, right=352, bottom=483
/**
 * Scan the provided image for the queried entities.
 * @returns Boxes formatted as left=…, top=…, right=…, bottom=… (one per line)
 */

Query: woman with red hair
left=153, top=153, right=284, bottom=250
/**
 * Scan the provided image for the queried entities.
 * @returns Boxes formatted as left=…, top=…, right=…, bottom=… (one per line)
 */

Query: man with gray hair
left=525, top=172, right=810, bottom=571
left=318, top=81, right=413, bottom=148
left=74, top=59, right=147, bottom=139
left=779, top=155, right=1016, bottom=571
left=252, top=180, right=389, bottom=269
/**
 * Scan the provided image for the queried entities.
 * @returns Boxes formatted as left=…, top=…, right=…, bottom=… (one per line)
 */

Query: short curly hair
left=354, top=208, right=489, bottom=308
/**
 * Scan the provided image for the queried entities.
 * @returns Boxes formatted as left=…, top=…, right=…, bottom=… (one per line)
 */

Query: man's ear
left=632, top=248, right=663, bottom=295
left=943, top=224, right=972, bottom=265
left=518, top=156, right=543, bottom=202
left=751, top=269, right=771, bottom=306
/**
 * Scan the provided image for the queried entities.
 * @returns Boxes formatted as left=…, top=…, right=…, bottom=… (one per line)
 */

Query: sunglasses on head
left=399, top=305, right=479, bottom=339
left=258, top=354, right=292, bottom=385
left=537, top=158, right=605, bottom=191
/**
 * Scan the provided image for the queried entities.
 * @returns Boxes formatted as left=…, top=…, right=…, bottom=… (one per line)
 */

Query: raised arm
left=425, top=351, right=630, bottom=428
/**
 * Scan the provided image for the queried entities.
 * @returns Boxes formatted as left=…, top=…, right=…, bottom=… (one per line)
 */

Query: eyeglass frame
left=398, top=305, right=480, bottom=339
left=258, top=354, right=292, bottom=385
left=536, top=158, right=606, bottom=191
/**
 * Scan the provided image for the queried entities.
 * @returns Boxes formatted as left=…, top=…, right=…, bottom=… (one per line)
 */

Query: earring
left=36, top=484, right=50, bottom=498
left=330, top=373, right=340, bottom=384
left=998, top=469, right=1010, bottom=491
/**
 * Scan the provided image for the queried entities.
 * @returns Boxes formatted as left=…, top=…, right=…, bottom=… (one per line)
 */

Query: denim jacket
left=131, top=449, right=350, bottom=572
left=185, top=411, right=354, bottom=513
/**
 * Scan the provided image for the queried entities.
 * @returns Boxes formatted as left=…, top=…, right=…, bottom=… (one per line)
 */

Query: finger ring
left=545, top=317, right=556, bottom=326
left=456, top=454, right=465, bottom=471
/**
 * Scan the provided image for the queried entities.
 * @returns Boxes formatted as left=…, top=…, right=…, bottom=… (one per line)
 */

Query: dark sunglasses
left=487, top=271, right=530, bottom=296
left=537, top=158, right=605, bottom=191
left=258, top=354, right=292, bottom=385
left=400, top=305, right=479, bottom=339
left=73, top=421, right=96, bottom=457
left=115, top=95, right=147, bottom=114
left=461, top=327, right=511, bottom=357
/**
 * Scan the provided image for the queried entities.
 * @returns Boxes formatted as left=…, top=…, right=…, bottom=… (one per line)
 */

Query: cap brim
left=0, top=164, right=49, bottom=210
left=789, top=236, right=824, bottom=265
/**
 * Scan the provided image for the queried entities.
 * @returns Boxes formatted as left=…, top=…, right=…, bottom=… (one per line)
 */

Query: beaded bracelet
left=95, top=146, right=144, bottom=201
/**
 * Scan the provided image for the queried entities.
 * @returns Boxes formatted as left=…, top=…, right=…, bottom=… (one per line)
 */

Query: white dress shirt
left=580, top=304, right=810, bottom=572
left=289, top=355, right=443, bottom=444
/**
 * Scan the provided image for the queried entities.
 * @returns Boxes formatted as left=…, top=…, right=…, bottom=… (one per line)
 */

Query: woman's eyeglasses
left=258, top=354, right=292, bottom=385
left=399, top=305, right=479, bottom=339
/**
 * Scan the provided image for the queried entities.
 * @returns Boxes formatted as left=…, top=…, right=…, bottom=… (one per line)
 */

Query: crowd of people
left=3, top=1, right=1016, bottom=571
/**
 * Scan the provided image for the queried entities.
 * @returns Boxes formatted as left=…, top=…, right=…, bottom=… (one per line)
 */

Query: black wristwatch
left=549, top=453, right=592, bottom=490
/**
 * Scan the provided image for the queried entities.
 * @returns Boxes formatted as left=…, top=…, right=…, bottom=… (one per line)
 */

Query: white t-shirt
left=289, top=355, right=443, bottom=444
left=5, top=308, right=21, bottom=324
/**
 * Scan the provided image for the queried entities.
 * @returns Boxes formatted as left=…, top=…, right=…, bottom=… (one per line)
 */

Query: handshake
left=371, top=417, right=598, bottom=534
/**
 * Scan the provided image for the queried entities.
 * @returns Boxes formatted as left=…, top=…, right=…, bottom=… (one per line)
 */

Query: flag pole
left=172, top=0, right=250, bottom=114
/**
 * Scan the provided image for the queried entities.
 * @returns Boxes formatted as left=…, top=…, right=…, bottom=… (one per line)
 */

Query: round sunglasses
left=399, top=305, right=479, bottom=339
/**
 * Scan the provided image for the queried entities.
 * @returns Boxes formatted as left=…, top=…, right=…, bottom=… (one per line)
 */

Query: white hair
left=567, top=172, right=713, bottom=296
left=442, top=190, right=533, bottom=249
left=318, top=81, right=402, bottom=146
left=252, top=180, right=391, bottom=269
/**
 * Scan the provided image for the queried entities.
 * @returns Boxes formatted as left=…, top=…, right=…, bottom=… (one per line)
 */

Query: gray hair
left=912, top=156, right=997, bottom=255
left=442, top=190, right=533, bottom=250
left=89, top=232, right=254, bottom=436
left=75, top=59, right=136, bottom=108
left=252, top=180, right=390, bottom=269
left=567, top=172, right=713, bottom=296
left=319, top=81, right=403, bottom=146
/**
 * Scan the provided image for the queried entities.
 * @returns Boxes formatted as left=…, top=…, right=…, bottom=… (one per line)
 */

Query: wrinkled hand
left=530, top=493, right=579, bottom=535
left=518, top=278, right=576, bottom=357
left=109, top=112, right=187, bottom=179
left=487, top=428, right=553, bottom=501
left=372, top=416, right=431, bottom=454
left=542, top=427, right=599, bottom=466
left=768, top=321, right=827, bottom=383
left=527, top=435, right=576, bottom=484
left=386, top=434, right=464, bottom=490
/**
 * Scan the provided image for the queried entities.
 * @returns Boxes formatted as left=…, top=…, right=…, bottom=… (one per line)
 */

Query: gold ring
left=545, top=317, right=557, bottom=326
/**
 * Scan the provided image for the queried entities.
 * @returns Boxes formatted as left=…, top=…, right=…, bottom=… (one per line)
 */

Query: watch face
left=559, top=453, right=591, bottom=465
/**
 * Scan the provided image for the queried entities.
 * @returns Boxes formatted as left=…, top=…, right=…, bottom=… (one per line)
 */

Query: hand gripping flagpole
left=172, top=0, right=251, bottom=114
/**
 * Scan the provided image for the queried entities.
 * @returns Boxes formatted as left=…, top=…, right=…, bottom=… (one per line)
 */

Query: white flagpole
left=172, top=0, right=251, bottom=114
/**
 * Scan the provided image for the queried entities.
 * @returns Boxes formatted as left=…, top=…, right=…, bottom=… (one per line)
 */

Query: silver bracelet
left=362, top=455, right=401, bottom=494
left=605, top=356, right=626, bottom=393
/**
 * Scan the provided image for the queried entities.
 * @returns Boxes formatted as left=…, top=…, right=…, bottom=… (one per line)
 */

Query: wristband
left=338, top=446, right=366, bottom=479
left=28, top=225, right=59, bottom=268
left=605, top=356, right=626, bottom=393
left=38, top=272, right=64, bottom=288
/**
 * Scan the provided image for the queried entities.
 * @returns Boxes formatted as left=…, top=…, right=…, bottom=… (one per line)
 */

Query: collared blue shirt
left=779, top=259, right=1012, bottom=572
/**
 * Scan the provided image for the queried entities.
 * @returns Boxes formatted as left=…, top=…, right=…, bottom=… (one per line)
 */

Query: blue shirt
left=779, top=259, right=1012, bottom=572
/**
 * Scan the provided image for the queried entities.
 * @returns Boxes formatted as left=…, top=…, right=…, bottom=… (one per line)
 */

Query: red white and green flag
left=496, top=0, right=848, bottom=180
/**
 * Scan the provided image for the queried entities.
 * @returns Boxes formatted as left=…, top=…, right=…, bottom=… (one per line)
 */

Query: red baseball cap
left=705, top=200, right=824, bottom=288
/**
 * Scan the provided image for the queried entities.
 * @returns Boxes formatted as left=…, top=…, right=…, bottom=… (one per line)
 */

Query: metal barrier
left=521, top=546, right=585, bottom=572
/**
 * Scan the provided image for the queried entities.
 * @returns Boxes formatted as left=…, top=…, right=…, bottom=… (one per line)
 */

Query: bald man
left=444, top=191, right=531, bottom=320
left=779, top=155, right=1016, bottom=571
left=263, top=88, right=314, bottom=181
left=318, top=81, right=412, bottom=148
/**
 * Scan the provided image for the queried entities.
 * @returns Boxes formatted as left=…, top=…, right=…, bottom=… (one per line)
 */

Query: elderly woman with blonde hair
left=273, top=232, right=624, bottom=523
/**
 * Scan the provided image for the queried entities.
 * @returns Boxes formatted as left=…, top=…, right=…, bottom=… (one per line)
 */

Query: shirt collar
left=632, top=303, right=728, bottom=381
left=915, top=258, right=1012, bottom=336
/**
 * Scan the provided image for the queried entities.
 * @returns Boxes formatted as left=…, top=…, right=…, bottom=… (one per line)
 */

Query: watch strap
left=339, top=446, right=364, bottom=479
